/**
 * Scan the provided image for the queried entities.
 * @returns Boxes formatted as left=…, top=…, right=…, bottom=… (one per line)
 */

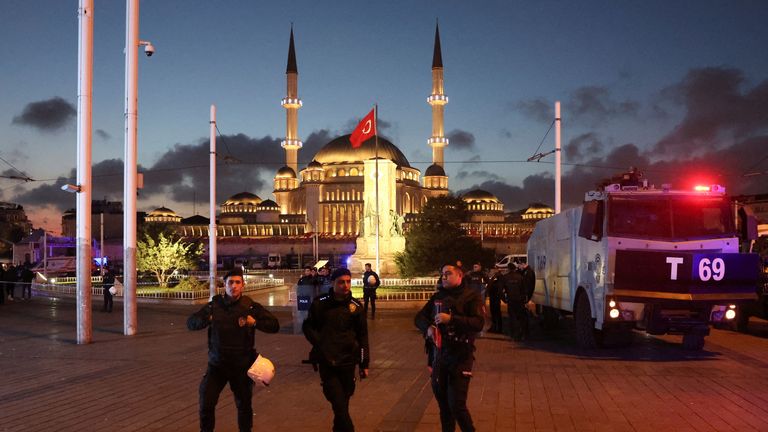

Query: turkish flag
left=349, top=109, right=376, bottom=148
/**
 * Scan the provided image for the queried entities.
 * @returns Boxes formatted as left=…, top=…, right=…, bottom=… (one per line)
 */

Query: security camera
left=140, top=40, right=155, bottom=57
left=61, top=184, right=81, bottom=193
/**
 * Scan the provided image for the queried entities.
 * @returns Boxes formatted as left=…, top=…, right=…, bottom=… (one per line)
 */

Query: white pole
left=209, top=105, right=217, bottom=298
left=76, top=0, right=94, bottom=344
left=100, top=212, right=104, bottom=276
left=374, top=105, right=380, bottom=275
left=123, top=0, right=139, bottom=336
left=555, top=101, right=561, bottom=215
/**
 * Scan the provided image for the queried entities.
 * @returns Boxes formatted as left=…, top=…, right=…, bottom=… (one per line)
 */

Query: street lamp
left=123, top=0, right=154, bottom=336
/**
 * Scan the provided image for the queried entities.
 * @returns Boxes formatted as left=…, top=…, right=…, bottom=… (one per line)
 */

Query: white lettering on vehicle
left=698, top=258, right=725, bottom=281
left=666, top=257, right=684, bottom=280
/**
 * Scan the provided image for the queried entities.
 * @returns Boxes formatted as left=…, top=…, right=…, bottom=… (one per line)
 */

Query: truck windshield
left=607, top=195, right=734, bottom=240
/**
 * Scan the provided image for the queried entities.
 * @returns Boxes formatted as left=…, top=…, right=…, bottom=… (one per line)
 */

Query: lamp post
left=123, top=0, right=154, bottom=336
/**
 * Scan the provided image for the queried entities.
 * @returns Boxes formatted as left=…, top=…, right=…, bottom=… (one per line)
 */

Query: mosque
left=149, top=25, right=553, bottom=272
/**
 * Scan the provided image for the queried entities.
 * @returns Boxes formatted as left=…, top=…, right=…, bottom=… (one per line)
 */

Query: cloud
left=454, top=170, right=501, bottom=181
left=11, top=158, right=126, bottom=211
left=446, top=129, right=475, bottom=150
left=12, top=97, right=76, bottom=131
left=512, top=98, right=551, bottom=123
left=95, top=129, right=111, bottom=141
left=653, top=67, right=768, bottom=155
left=569, top=86, right=639, bottom=125
left=512, top=86, right=639, bottom=126
left=564, top=133, right=603, bottom=162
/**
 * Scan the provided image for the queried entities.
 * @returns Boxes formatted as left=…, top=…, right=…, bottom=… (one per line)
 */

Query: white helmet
left=247, top=354, right=275, bottom=387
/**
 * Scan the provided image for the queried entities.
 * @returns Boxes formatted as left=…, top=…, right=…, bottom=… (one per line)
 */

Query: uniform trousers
left=199, top=362, right=254, bottom=432
left=362, top=288, right=377, bottom=318
left=319, top=363, right=357, bottom=432
left=431, top=361, right=475, bottom=432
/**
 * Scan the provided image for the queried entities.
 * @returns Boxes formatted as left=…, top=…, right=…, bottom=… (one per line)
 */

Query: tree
left=395, top=195, right=495, bottom=276
left=137, top=232, right=203, bottom=287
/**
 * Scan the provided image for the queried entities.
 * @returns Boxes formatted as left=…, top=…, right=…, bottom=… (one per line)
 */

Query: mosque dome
left=307, top=160, right=322, bottom=169
left=522, top=202, right=554, bottom=220
left=276, top=166, right=297, bottom=178
left=146, top=206, right=182, bottom=223
left=424, top=164, right=446, bottom=177
left=313, top=134, right=411, bottom=167
left=257, top=199, right=280, bottom=211
left=224, top=192, right=262, bottom=206
left=148, top=206, right=179, bottom=218
left=461, top=189, right=501, bottom=204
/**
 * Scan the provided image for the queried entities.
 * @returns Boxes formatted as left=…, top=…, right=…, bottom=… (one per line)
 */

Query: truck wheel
left=682, top=334, right=705, bottom=350
left=575, top=294, right=598, bottom=348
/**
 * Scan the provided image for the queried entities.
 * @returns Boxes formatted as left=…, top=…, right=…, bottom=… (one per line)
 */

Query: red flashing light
left=694, top=185, right=710, bottom=192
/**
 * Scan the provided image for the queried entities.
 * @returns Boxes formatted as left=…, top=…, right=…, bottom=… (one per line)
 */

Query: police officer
left=466, top=263, right=488, bottom=304
left=362, top=263, right=381, bottom=319
left=504, top=262, right=528, bottom=341
left=415, top=263, right=484, bottom=432
left=187, top=269, right=280, bottom=432
left=102, top=267, right=115, bottom=312
left=486, top=267, right=505, bottom=333
left=517, top=261, right=535, bottom=308
left=303, top=268, right=370, bottom=432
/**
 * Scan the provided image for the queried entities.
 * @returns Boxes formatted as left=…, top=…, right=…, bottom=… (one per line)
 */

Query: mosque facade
left=151, top=25, right=551, bottom=269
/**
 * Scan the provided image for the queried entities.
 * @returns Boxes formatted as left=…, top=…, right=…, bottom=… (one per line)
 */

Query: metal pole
left=123, top=0, right=139, bottom=336
left=555, top=101, right=561, bottom=215
left=209, top=105, right=217, bottom=298
left=100, top=212, right=104, bottom=276
left=76, top=0, right=94, bottom=344
left=374, top=105, right=380, bottom=275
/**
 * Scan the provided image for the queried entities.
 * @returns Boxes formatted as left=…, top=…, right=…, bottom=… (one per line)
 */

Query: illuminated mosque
left=152, top=25, right=551, bottom=271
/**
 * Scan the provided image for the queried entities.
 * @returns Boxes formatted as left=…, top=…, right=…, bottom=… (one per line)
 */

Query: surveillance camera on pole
left=140, top=40, right=155, bottom=57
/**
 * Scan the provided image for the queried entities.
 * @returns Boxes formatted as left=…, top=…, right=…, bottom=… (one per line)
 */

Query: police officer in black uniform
left=362, top=263, right=381, bottom=319
left=415, top=263, right=484, bottom=432
left=102, top=267, right=115, bottom=312
left=504, top=262, right=528, bottom=341
left=303, top=268, right=370, bottom=432
left=188, top=269, right=280, bottom=432
left=486, top=267, right=505, bottom=333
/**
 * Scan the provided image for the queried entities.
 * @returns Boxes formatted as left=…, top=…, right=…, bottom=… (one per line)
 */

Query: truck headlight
left=609, top=308, right=620, bottom=319
left=725, top=309, right=736, bottom=320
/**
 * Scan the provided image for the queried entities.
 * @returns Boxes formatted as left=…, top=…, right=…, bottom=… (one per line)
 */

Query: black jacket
left=519, top=266, right=536, bottom=301
left=302, top=289, right=370, bottom=369
left=414, top=281, right=484, bottom=367
left=362, top=270, right=380, bottom=289
left=187, top=294, right=279, bottom=367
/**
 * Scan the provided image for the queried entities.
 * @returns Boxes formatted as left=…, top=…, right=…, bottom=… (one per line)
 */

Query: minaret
left=427, top=22, right=448, bottom=168
left=281, top=26, right=302, bottom=175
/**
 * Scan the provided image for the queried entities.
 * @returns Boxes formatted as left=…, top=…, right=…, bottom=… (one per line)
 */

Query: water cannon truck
left=527, top=172, right=761, bottom=349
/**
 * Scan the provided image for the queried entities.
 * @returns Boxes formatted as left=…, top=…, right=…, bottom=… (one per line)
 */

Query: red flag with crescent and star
left=349, top=109, right=376, bottom=148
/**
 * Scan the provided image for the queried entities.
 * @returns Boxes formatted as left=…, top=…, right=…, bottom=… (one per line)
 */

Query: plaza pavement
left=1, top=292, right=768, bottom=432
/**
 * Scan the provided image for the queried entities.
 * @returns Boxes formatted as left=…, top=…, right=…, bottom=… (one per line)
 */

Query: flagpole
left=374, top=104, right=380, bottom=275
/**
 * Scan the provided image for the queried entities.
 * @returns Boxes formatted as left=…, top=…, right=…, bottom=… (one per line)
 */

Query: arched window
left=339, top=168, right=346, bottom=177
left=350, top=167, right=359, bottom=176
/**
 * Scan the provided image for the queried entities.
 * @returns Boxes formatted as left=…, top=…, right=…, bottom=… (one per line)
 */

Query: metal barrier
left=351, top=277, right=437, bottom=287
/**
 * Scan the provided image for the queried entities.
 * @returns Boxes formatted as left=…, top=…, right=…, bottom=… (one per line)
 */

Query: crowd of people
left=0, top=261, right=35, bottom=305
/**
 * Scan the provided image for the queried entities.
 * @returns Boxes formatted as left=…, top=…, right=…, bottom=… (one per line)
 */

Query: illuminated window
left=339, top=168, right=346, bottom=177
left=350, top=167, right=359, bottom=176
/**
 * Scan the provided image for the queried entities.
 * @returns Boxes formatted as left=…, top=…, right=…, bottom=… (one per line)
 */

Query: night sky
left=2, top=0, right=767, bottom=232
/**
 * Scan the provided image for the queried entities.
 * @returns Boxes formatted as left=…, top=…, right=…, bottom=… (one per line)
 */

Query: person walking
left=102, top=267, right=115, bottom=312
left=303, top=268, right=369, bottom=432
left=415, top=263, right=484, bottom=432
left=361, top=263, right=380, bottom=319
left=187, top=269, right=280, bottom=432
